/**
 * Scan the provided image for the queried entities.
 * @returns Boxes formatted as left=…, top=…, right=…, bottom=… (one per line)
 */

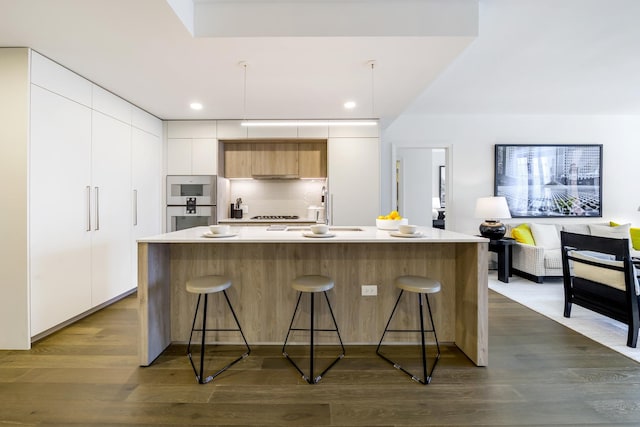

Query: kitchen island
left=138, top=226, right=489, bottom=366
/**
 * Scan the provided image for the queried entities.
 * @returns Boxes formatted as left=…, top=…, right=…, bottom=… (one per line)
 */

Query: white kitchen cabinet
left=247, top=125, right=298, bottom=139
left=167, top=120, right=216, bottom=138
left=132, top=127, right=162, bottom=284
left=1, top=49, right=163, bottom=348
left=328, top=137, right=380, bottom=226
left=92, top=84, right=131, bottom=124
left=29, top=84, right=93, bottom=336
left=30, top=51, right=92, bottom=108
left=192, top=138, right=217, bottom=174
left=217, top=120, right=247, bottom=139
left=90, top=111, right=132, bottom=306
left=167, top=138, right=217, bottom=175
left=328, top=122, right=379, bottom=138
left=132, top=106, right=162, bottom=137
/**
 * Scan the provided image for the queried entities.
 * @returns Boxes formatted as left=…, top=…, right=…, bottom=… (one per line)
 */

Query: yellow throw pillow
left=610, top=221, right=640, bottom=250
left=511, top=223, right=535, bottom=245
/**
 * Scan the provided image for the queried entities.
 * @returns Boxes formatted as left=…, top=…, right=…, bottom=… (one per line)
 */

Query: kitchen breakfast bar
left=137, top=226, right=489, bottom=367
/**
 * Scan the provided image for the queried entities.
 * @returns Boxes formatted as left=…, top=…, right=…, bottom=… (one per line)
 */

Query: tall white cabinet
left=0, top=49, right=163, bottom=347
left=328, top=124, right=380, bottom=226
left=29, top=84, right=94, bottom=334
left=90, top=110, right=133, bottom=307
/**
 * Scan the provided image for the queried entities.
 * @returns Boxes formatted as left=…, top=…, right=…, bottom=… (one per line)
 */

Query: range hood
left=251, top=174, right=299, bottom=180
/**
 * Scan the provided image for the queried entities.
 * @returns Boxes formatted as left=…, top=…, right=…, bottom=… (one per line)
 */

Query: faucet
left=320, top=186, right=328, bottom=225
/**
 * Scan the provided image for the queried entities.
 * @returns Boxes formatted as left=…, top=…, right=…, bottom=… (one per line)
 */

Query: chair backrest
left=560, top=231, right=636, bottom=294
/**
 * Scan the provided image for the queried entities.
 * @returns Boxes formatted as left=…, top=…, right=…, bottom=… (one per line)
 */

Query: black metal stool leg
left=377, top=290, right=404, bottom=354
left=418, top=294, right=428, bottom=383
left=283, top=290, right=345, bottom=384
left=199, top=294, right=208, bottom=384
left=187, top=294, right=202, bottom=359
left=376, top=289, right=440, bottom=385
left=309, top=292, right=315, bottom=383
left=282, top=292, right=303, bottom=353
left=424, top=292, right=441, bottom=381
left=187, top=290, right=251, bottom=384
left=222, top=290, right=251, bottom=357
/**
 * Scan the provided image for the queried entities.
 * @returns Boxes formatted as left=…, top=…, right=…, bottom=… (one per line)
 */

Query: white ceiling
left=407, top=0, right=640, bottom=115
left=2, top=0, right=638, bottom=126
left=0, top=0, right=476, bottom=124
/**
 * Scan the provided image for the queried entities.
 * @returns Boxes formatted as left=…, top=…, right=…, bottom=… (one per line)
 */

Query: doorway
left=395, top=148, right=446, bottom=227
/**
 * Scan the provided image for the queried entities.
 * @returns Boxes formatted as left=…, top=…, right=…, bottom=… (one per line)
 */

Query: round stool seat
left=394, top=275, right=441, bottom=294
left=291, top=275, right=334, bottom=293
left=186, top=275, right=232, bottom=294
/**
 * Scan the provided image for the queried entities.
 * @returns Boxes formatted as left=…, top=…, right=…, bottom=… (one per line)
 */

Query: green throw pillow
left=511, top=223, right=535, bottom=245
left=610, top=221, right=640, bottom=250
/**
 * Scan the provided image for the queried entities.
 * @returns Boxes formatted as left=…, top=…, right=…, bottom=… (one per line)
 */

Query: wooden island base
left=139, top=239, right=488, bottom=367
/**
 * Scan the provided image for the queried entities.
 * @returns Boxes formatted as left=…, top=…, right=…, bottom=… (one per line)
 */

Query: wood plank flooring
left=1, top=291, right=640, bottom=426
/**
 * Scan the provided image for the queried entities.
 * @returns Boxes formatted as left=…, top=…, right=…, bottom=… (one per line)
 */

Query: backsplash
left=229, top=179, right=327, bottom=219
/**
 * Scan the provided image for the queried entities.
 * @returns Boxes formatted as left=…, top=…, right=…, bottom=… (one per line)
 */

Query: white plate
left=389, top=231, right=426, bottom=238
left=202, top=232, right=237, bottom=238
left=303, top=232, right=336, bottom=238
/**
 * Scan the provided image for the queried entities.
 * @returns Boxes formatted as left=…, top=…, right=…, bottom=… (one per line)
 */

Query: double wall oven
left=166, top=175, right=217, bottom=232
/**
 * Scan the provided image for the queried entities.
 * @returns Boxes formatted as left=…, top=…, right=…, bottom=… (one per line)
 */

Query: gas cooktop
left=251, top=215, right=300, bottom=220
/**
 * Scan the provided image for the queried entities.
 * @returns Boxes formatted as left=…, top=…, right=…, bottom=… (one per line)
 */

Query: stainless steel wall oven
left=166, top=175, right=217, bottom=232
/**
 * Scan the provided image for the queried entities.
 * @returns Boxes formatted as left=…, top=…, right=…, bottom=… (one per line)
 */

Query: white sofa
left=505, top=222, right=639, bottom=283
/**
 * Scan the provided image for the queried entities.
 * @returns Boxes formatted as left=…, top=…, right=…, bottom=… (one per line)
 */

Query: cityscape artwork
left=494, top=144, right=603, bottom=218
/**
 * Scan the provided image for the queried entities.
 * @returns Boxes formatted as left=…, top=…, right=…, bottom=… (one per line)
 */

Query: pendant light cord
left=242, top=62, right=248, bottom=121
left=369, top=60, right=376, bottom=118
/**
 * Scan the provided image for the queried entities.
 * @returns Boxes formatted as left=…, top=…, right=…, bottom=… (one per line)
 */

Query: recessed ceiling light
left=190, top=102, right=203, bottom=110
left=344, top=101, right=356, bottom=109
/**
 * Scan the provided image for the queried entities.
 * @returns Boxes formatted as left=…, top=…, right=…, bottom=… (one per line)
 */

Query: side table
left=488, top=237, right=515, bottom=283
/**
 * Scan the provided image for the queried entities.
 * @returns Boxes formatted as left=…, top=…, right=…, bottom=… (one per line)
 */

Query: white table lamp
left=432, top=197, right=441, bottom=219
left=474, top=196, right=511, bottom=240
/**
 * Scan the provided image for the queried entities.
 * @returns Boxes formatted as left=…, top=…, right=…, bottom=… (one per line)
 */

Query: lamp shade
left=432, top=197, right=441, bottom=210
left=474, top=196, right=511, bottom=220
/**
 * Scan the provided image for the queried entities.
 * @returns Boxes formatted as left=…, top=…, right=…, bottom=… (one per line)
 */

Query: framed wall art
left=494, top=144, right=603, bottom=218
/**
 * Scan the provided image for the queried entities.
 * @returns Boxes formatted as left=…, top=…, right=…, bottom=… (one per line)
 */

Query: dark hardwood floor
left=1, top=291, right=640, bottom=426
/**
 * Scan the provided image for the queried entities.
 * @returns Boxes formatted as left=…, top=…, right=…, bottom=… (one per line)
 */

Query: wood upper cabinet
left=224, top=142, right=252, bottom=178
left=299, top=142, right=327, bottom=178
left=222, top=140, right=327, bottom=178
left=252, top=142, right=298, bottom=177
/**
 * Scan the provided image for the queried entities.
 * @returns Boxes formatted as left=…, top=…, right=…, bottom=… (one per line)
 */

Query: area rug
left=488, top=272, right=640, bottom=364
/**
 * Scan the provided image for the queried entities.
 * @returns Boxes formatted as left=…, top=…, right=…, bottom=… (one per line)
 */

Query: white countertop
left=218, top=218, right=317, bottom=224
left=138, top=225, right=488, bottom=244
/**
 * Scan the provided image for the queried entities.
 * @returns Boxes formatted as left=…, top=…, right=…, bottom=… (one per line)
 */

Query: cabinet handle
left=330, top=194, right=334, bottom=225
left=94, top=186, right=100, bottom=231
left=133, top=189, right=138, bottom=226
left=86, top=185, right=91, bottom=231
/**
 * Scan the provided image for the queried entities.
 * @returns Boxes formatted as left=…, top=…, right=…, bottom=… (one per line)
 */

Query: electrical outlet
left=361, top=285, right=377, bottom=296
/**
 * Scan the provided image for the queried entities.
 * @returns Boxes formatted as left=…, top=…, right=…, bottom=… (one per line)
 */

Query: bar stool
left=376, top=275, right=441, bottom=384
left=186, top=275, right=250, bottom=384
left=282, top=275, right=345, bottom=384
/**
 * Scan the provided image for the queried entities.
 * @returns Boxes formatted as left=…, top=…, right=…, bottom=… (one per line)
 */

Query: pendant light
left=367, top=59, right=376, bottom=118
left=238, top=60, right=248, bottom=122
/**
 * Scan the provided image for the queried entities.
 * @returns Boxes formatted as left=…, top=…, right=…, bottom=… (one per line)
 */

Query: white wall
left=383, top=114, right=640, bottom=234
left=0, top=48, right=30, bottom=348
left=396, top=148, right=433, bottom=226
left=432, top=149, right=445, bottom=206
left=228, top=179, right=326, bottom=220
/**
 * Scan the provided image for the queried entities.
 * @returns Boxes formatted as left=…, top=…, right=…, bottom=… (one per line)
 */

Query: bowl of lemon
left=376, top=211, right=408, bottom=230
